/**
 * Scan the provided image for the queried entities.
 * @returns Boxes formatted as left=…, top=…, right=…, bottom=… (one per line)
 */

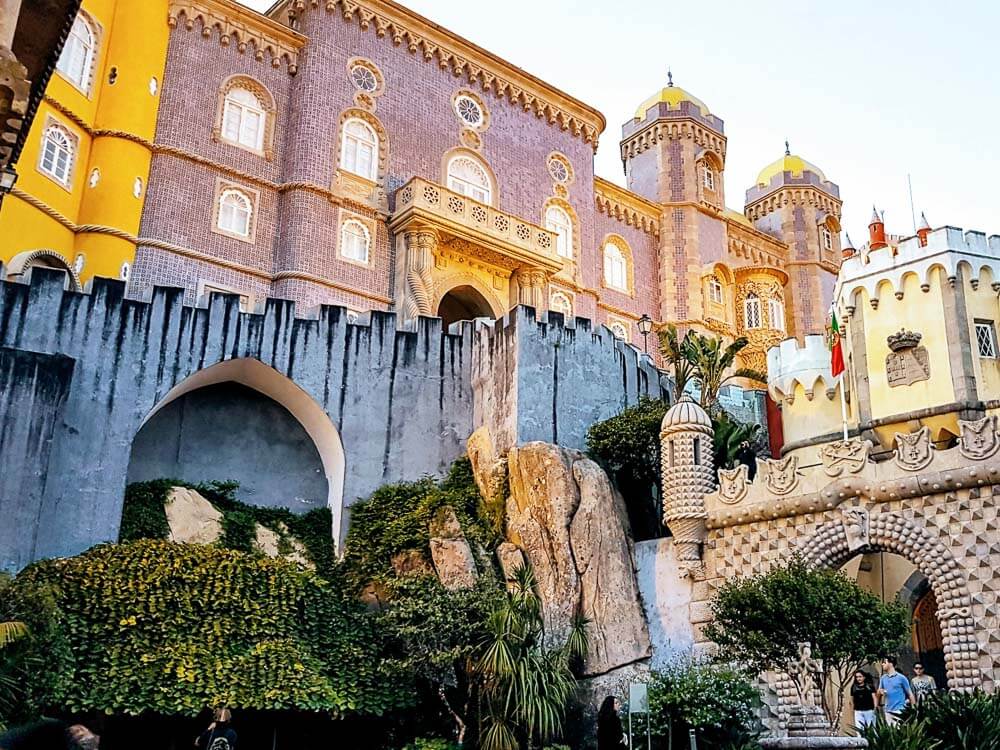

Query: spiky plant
left=657, top=324, right=697, bottom=401
left=684, top=334, right=766, bottom=411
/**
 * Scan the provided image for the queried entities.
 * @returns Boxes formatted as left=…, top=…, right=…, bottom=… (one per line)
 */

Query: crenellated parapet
left=767, top=334, right=840, bottom=405
left=836, top=227, right=1000, bottom=309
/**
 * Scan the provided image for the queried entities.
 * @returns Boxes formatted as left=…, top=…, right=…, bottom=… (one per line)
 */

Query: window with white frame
left=550, top=291, right=573, bottom=317
left=447, top=155, right=491, bottom=204
left=976, top=321, right=997, bottom=358
left=610, top=321, right=629, bottom=340
left=39, top=123, right=76, bottom=186
left=708, top=276, right=724, bottom=305
left=217, top=188, right=253, bottom=237
left=221, top=87, right=266, bottom=152
left=768, top=297, right=785, bottom=332
left=703, top=165, right=716, bottom=191
left=604, top=242, right=628, bottom=291
left=545, top=205, right=573, bottom=259
left=341, top=118, right=378, bottom=181
left=821, top=225, right=833, bottom=251
left=744, top=292, right=762, bottom=329
left=340, top=218, right=371, bottom=263
left=57, top=14, right=96, bottom=91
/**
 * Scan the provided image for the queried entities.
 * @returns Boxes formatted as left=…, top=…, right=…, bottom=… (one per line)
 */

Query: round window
left=350, top=65, right=378, bottom=93
left=548, top=157, right=570, bottom=184
left=454, top=95, right=484, bottom=127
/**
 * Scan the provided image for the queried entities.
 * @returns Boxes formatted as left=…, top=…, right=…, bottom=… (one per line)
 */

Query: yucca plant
left=860, top=716, right=936, bottom=750
left=476, top=565, right=586, bottom=750
left=657, top=324, right=697, bottom=401
left=910, top=690, right=1000, bottom=750
left=684, top=334, right=766, bottom=411
left=0, top=622, right=27, bottom=650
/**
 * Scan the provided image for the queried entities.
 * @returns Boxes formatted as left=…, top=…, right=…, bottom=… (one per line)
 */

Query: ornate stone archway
left=799, top=510, right=979, bottom=691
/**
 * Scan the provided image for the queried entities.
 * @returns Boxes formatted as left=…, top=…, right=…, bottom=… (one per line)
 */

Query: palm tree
left=685, top=334, right=766, bottom=412
left=657, top=324, right=697, bottom=401
left=477, top=565, right=587, bottom=750
left=0, top=621, right=27, bottom=650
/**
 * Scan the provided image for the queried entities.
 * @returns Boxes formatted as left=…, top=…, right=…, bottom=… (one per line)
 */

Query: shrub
left=401, top=738, right=460, bottom=750
left=860, top=718, right=936, bottom=750
left=645, top=658, right=759, bottom=750
left=906, top=690, right=1000, bottom=749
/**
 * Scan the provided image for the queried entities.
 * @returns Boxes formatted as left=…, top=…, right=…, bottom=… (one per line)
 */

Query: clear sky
left=242, top=0, right=998, bottom=245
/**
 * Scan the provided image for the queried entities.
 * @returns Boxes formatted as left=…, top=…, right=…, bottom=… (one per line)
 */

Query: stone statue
left=789, top=642, right=822, bottom=707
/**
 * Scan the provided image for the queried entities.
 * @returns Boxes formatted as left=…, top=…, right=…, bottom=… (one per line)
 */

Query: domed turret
left=660, top=395, right=715, bottom=577
left=634, top=71, right=713, bottom=120
left=755, top=152, right=828, bottom=188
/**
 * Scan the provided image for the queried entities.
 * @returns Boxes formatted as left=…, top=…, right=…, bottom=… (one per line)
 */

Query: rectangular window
left=976, top=321, right=997, bottom=358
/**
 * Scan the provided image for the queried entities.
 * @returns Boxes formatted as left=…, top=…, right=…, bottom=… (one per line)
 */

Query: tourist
left=877, top=656, right=914, bottom=725
left=195, top=708, right=238, bottom=750
left=910, top=663, right=937, bottom=704
left=596, top=696, right=627, bottom=750
left=0, top=720, right=99, bottom=749
left=850, top=670, right=877, bottom=730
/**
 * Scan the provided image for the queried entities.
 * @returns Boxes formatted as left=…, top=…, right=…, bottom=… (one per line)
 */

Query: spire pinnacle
left=918, top=211, right=930, bottom=230
left=667, top=68, right=673, bottom=87
left=845, top=232, right=854, bottom=249
left=784, top=139, right=790, bottom=156
left=870, top=205, right=882, bottom=224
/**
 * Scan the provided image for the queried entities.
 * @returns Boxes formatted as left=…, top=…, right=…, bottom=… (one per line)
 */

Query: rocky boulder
left=429, top=506, right=478, bottom=590
left=165, top=487, right=222, bottom=544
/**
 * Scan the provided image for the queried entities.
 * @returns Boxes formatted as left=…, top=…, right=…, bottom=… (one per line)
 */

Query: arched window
left=39, top=124, right=75, bottom=185
left=545, top=205, right=573, bottom=259
left=708, top=276, right=724, bottom=305
left=340, top=219, right=371, bottom=263
left=446, top=154, right=491, bottom=205
left=57, top=14, right=96, bottom=91
left=768, top=297, right=785, bottom=332
left=610, top=321, right=629, bottom=340
left=604, top=242, right=628, bottom=291
left=341, top=118, right=378, bottom=181
left=703, top=165, right=716, bottom=191
left=550, top=291, right=573, bottom=317
left=744, top=292, right=762, bottom=329
left=821, top=225, right=833, bottom=251
left=217, top=189, right=253, bottom=237
left=221, top=87, right=266, bottom=152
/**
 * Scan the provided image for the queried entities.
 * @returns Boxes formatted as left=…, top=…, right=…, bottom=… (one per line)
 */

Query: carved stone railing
left=390, top=177, right=562, bottom=273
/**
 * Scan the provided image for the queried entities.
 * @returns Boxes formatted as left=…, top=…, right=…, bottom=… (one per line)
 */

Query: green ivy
left=118, top=478, right=174, bottom=541
left=9, top=541, right=409, bottom=718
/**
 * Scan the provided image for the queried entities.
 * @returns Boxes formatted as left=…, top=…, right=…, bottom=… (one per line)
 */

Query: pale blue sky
left=243, top=0, right=998, bottom=245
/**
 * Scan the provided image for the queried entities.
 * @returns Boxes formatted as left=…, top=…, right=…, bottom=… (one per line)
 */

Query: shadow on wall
left=127, top=381, right=329, bottom=513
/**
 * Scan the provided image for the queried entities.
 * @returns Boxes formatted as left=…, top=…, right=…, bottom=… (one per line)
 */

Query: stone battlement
left=766, top=334, right=840, bottom=403
left=837, top=226, right=1000, bottom=306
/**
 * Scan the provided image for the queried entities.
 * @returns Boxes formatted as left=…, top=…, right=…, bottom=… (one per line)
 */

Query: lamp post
left=0, top=164, right=17, bottom=195
left=638, top=313, right=653, bottom=354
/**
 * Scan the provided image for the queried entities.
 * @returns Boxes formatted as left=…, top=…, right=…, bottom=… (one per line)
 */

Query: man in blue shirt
left=878, top=656, right=915, bottom=725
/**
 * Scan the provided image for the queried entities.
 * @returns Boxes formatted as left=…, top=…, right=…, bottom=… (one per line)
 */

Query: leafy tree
left=585, top=397, right=668, bottom=540
left=704, top=558, right=908, bottom=730
left=711, top=411, right=761, bottom=475
left=476, top=566, right=586, bottom=750
left=683, top=334, right=766, bottom=412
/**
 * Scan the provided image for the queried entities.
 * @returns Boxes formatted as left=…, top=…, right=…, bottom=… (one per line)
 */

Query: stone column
left=529, top=270, right=547, bottom=313
left=401, top=228, right=437, bottom=323
left=942, top=265, right=982, bottom=420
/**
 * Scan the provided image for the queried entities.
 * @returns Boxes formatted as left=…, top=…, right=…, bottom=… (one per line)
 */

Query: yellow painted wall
left=780, top=380, right=845, bottom=448
left=862, top=269, right=955, bottom=423
left=0, top=0, right=168, bottom=285
left=963, top=265, right=1000, bottom=402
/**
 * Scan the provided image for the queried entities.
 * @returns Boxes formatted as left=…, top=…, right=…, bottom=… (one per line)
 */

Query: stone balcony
left=390, top=177, right=562, bottom=274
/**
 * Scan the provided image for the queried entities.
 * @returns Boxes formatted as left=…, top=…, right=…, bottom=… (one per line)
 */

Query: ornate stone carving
left=894, top=426, right=933, bottom=471
left=885, top=329, right=930, bottom=387
left=784, top=643, right=829, bottom=737
left=760, top=454, right=801, bottom=496
left=842, top=507, right=870, bottom=552
left=959, top=414, right=1000, bottom=460
left=718, top=464, right=749, bottom=505
left=819, top=438, right=871, bottom=477
left=402, top=229, right=437, bottom=320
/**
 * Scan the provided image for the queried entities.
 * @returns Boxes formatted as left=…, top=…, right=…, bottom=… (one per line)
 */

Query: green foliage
left=861, top=718, right=938, bottom=750
left=682, top=334, right=766, bottom=411
left=402, top=739, right=460, bottom=750
left=704, top=558, right=908, bottom=729
left=121, top=480, right=338, bottom=579
left=711, top=412, right=761, bottom=471
left=7, top=541, right=407, bottom=718
left=645, top=658, right=759, bottom=750
left=343, top=458, right=496, bottom=589
left=476, top=566, right=586, bottom=750
left=657, top=325, right=696, bottom=400
left=861, top=692, right=1000, bottom=749
left=586, top=397, right=668, bottom=540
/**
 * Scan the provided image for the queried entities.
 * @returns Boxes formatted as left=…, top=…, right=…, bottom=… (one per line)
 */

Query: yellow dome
left=634, top=85, right=711, bottom=119
left=724, top=207, right=753, bottom=228
left=756, top=154, right=827, bottom=187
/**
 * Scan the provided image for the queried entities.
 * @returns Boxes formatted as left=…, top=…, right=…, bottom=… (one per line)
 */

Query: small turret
left=843, top=233, right=856, bottom=259
left=869, top=206, right=888, bottom=251
left=917, top=212, right=931, bottom=247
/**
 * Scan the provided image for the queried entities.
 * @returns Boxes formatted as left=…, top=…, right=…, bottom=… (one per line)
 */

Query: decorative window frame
left=441, top=147, right=498, bottom=208
left=696, top=150, right=724, bottom=205
left=213, top=75, right=277, bottom=159
left=334, top=108, right=389, bottom=209
left=338, top=211, right=374, bottom=267
left=550, top=289, right=574, bottom=318
left=975, top=320, right=997, bottom=358
left=197, top=279, right=253, bottom=312
left=546, top=151, right=574, bottom=187
left=542, top=197, right=580, bottom=263
left=37, top=116, right=79, bottom=190
left=55, top=10, right=102, bottom=97
left=708, top=275, right=724, bottom=305
left=607, top=316, right=631, bottom=342
left=767, top=297, right=785, bottom=332
left=211, top=178, right=260, bottom=244
left=347, top=57, right=385, bottom=96
left=601, top=234, right=635, bottom=296
left=451, top=89, right=490, bottom=132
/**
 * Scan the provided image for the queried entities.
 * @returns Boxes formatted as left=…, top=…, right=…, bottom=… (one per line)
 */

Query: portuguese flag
left=829, top=310, right=845, bottom=377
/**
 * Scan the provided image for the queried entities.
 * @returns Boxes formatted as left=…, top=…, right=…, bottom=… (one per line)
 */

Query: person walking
left=877, top=657, right=914, bottom=725
left=850, top=670, right=878, bottom=730
left=910, top=663, right=937, bottom=705
left=195, top=709, right=238, bottom=750
left=596, top=696, right=627, bottom=750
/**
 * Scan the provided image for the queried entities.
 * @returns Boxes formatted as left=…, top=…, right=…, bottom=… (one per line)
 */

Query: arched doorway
left=6, top=249, right=82, bottom=290
left=436, top=284, right=496, bottom=328
left=127, top=359, right=347, bottom=541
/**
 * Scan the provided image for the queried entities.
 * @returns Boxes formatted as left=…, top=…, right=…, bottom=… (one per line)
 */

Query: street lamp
left=638, top=313, right=653, bottom=353
left=0, top=164, right=17, bottom=195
